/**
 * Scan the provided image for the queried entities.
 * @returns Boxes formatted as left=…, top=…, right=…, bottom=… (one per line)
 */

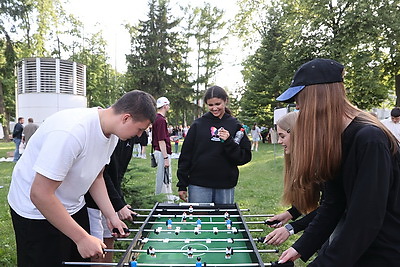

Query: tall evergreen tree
left=125, top=0, right=180, bottom=98
left=191, top=3, right=227, bottom=117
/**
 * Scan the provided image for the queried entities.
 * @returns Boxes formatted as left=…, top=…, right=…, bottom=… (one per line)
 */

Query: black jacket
left=177, top=112, right=251, bottom=191
left=85, top=138, right=134, bottom=211
left=293, top=117, right=400, bottom=266
left=13, top=123, right=24, bottom=139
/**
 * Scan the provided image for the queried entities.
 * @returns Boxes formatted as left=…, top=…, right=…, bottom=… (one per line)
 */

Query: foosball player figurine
left=194, top=227, right=200, bottom=235
left=225, top=246, right=233, bottom=259
left=182, top=212, right=187, bottom=222
left=196, top=256, right=202, bottom=267
left=187, top=246, right=193, bottom=258
left=226, top=218, right=232, bottom=229
left=166, top=218, right=173, bottom=229
left=129, top=256, right=137, bottom=267
left=196, top=217, right=202, bottom=229
left=224, top=211, right=230, bottom=221
left=147, top=246, right=156, bottom=258
left=189, top=205, right=194, bottom=220
left=154, top=227, right=161, bottom=235
left=232, top=227, right=238, bottom=234
left=213, top=227, right=218, bottom=235
left=175, top=226, right=181, bottom=235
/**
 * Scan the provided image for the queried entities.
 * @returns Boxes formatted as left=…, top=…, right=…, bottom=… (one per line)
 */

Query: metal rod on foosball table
left=132, top=208, right=251, bottom=213
left=63, top=263, right=290, bottom=267
left=128, top=228, right=264, bottom=233
left=136, top=214, right=245, bottom=218
left=104, top=248, right=278, bottom=253
left=243, top=214, right=275, bottom=217
left=116, top=237, right=260, bottom=242
left=132, top=221, right=268, bottom=224
left=136, top=264, right=275, bottom=267
left=134, top=264, right=262, bottom=267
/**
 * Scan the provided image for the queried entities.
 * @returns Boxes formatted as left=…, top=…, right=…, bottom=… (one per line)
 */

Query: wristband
left=284, top=224, right=294, bottom=235
left=164, top=156, right=168, bottom=159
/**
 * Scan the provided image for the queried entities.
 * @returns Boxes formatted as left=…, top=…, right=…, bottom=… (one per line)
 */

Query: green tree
left=126, top=0, right=196, bottom=127
left=238, top=0, right=400, bottom=117
left=280, top=0, right=398, bottom=109
left=0, top=0, right=33, bottom=140
left=125, top=0, right=180, bottom=97
left=70, top=31, right=123, bottom=108
left=191, top=3, right=227, bottom=117
left=239, top=3, right=289, bottom=127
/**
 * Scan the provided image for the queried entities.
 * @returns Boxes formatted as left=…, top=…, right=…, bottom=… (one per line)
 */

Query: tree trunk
left=0, top=82, right=11, bottom=141
left=396, top=74, right=400, bottom=107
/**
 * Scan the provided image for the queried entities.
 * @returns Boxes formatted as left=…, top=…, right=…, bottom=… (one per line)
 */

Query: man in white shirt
left=381, top=107, right=400, bottom=142
left=8, top=90, right=156, bottom=266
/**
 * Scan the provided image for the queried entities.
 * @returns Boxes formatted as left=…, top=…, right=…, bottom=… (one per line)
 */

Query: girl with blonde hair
left=264, top=111, right=322, bottom=246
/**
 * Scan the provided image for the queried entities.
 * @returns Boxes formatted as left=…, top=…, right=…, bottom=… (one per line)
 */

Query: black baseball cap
left=277, top=58, right=345, bottom=103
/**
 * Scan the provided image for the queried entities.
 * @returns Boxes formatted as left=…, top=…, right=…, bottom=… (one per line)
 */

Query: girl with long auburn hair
left=277, top=59, right=400, bottom=266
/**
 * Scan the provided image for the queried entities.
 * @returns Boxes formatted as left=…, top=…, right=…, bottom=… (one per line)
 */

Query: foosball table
left=64, top=203, right=294, bottom=267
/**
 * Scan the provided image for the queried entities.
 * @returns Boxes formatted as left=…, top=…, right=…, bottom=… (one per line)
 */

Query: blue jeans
left=188, top=185, right=235, bottom=204
left=13, top=138, right=21, bottom=162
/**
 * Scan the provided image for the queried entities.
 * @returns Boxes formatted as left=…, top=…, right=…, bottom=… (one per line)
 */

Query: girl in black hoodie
left=177, top=86, right=252, bottom=204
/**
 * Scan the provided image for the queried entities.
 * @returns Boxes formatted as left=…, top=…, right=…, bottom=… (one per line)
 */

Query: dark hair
left=18, top=117, right=24, bottom=122
left=203, top=85, right=231, bottom=115
left=252, top=122, right=257, bottom=130
left=112, top=90, right=157, bottom=123
left=28, top=118, right=34, bottom=123
left=391, top=107, right=400, bottom=117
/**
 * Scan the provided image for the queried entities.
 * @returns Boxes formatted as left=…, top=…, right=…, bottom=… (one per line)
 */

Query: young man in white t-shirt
left=8, top=90, right=156, bottom=266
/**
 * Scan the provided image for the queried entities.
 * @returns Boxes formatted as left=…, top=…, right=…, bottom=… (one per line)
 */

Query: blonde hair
left=289, top=83, right=398, bottom=213
left=276, top=112, right=307, bottom=210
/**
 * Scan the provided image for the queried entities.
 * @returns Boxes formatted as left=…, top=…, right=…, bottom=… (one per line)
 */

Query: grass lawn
left=0, top=141, right=308, bottom=266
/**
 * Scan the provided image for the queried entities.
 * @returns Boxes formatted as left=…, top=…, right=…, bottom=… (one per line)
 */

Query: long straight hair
left=276, top=112, right=316, bottom=210
left=289, top=83, right=398, bottom=213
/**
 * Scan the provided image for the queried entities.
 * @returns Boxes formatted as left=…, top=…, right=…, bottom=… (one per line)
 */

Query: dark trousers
left=10, top=206, right=90, bottom=267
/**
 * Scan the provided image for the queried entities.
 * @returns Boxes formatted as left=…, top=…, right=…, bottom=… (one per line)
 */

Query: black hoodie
left=177, top=112, right=251, bottom=191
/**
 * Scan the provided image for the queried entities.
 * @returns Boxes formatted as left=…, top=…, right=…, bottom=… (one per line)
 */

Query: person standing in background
left=177, top=86, right=252, bottom=204
left=22, top=118, right=39, bottom=145
left=152, top=97, right=174, bottom=202
left=12, top=117, right=24, bottom=162
left=139, top=128, right=148, bottom=159
left=250, top=123, right=262, bottom=151
left=381, top=107, right=400, bottom=142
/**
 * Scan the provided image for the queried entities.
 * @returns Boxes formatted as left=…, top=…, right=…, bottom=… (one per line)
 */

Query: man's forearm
left=158, top=140, right=168, bottom=157
left=89, top=173, right=118, bottom=220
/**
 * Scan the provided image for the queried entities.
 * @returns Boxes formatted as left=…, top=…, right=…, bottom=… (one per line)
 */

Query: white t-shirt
left=8, top=108, right=118, bottom=219
left=251, top=126, right=261, bottom=140
left=381, top=118, right=400, bottom=142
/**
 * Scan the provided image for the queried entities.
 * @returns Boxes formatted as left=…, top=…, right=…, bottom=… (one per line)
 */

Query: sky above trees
left=65, top=0, right=245, bottom=90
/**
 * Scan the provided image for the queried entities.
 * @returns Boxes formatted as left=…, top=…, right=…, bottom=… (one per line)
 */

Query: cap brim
left=276, top=85, right=305, bottom=103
